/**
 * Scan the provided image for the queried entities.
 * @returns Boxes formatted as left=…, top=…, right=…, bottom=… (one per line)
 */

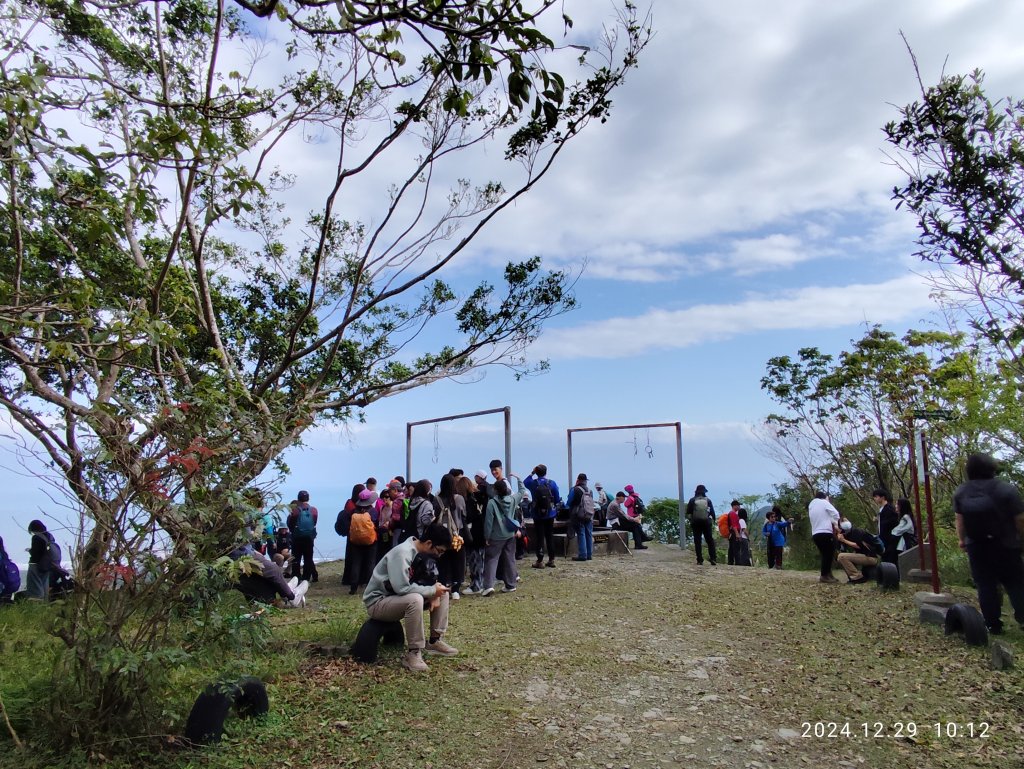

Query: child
left=762, top=506, right=793, bottom=569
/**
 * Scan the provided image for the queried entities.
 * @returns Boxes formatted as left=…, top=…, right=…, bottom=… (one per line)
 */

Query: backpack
left=1, top=554, right=20, bottom=596
left=691, top=496, right=711, bottom=522
left=573, top=486, right=595, bottom=521
left=36, top=533, right=61, bottom=572
left=532, top=480, right=554, bottom=516
left=866, top=533, right=885, bottom=557
left=334, top=502, right=354, bottom=537
left=717, top=514, right=731, bottom=538
left=294, top=503, right=316, bottom=539
left=349, top=512, right=377, bottom=546
left=631, top=495, right=646, bottom=516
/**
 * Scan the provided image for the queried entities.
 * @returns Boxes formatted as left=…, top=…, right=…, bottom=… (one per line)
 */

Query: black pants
left=727, top=535, right=739, bottom=565
left=291, top=536, right=315, bottom=582
left=966, top=542, right=1024, bottom=632
left=691, top=518, right=717, bottom=564
left=812, top=533, right=835, bottom=577
left=614, top=519, right=645, bottom=548
left=766, top=542, right=783, bottom=568
left=439, top=546, right=467, bottom=592
left=533, top=517, right=556, bottom=561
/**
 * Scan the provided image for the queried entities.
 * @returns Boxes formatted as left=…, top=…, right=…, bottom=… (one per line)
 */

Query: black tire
left=944, top=603, right=989, bottom=647
left=351, top=618, right=403, bottom=663
left=183, top=683, right=240, bottom=745
left=381, top=621, right=405, bottom=647
left=233, top=677, right=269, bottom=719
left=876, top=562, right=900, bottom=590
left=861, top=564, right=877, bottom=582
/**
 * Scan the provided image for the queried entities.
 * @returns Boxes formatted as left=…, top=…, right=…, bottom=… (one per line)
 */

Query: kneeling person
left=363, top=522, right=457, bottom=672
left=835, top=520, right=880, bottom=583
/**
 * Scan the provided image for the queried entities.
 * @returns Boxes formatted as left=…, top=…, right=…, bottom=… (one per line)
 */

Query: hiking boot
left=481, top=587, right=495, bottom=597
left=424, top=639, right=459, bottom=656
left=290, top=580, right=309, bottom=608
left=402, top=649, right=429, bottom=672
left=532, top=561, right=545, bottom=569
left=546, top=560, right=556, bottom=568
left=819, top=575, right=839, bottom=583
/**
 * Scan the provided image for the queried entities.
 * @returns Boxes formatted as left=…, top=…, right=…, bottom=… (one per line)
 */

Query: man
left=835, top=519, right=880, bottom=583
left=566, top=473, right=595, bottom=561
left=524, top=464, right=561, bottom=568
left=725, top=500, right=742, bottom=565
left=287, top=490, right=318, bottom=583
left=365, top=477, right=380, bottom=504
left=607, top=491, right=645, bottom=550
left=808, top=492, right=841, bottom=583
left=686, top=484, right=717, bottom=565
left=26, top=520, right=56, bottom=601
left=363, top=521, right=457, bottom=672
left=594, top=482, right=610, bottom=526
left=873, top=488, right=899, bottom=565
left=954, top=452, right=1024, bottom=635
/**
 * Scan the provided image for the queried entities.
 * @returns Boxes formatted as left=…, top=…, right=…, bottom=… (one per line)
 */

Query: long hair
left=438, top=473, right=458, bottom=508
left=350, top=483, right=366, bottom=505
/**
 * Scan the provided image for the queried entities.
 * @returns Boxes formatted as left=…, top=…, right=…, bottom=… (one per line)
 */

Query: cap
left=388, top=480, right=402, bottom=490
left=577, top=473, right=588, bottom=481
left=474, top=469, right=488, bottom=480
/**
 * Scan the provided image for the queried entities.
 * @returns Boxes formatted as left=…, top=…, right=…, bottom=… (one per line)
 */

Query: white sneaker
left=461, top=587, right=476, bottom=595
left=287, top=576, right=299, bottom=591
left=502, top=586, right=517, bottom=593
left=451, top=591, right=461, bottom=601
left=516, top=575, right=521, bottom=582
left=289, top=580, right=309, bottom=608
left=481, top=587, right=495, bottom=597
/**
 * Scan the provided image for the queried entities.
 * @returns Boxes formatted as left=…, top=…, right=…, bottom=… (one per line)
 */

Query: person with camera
left=362, top=521, right=456, bottom=672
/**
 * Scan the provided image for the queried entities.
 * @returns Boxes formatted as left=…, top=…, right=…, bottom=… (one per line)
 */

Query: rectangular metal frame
left=566, top=422, right=686, bottom=548
left=406, top=407, right=511, bottom=481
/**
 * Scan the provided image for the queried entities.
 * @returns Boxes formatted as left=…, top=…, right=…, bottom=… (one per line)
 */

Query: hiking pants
left=837, top=552, right=879, bottom=580
left=533, top=516, right=556, bottom=562
left=812, top=533, right=836, bottom=577
left=766, top=542, right=783, bottom=569
left=573, top=518, right=593, bottom=560
left=291, top=536, right=315, bottom=582
left=727, top=535, right=739, bottom=565
left=691, top=519, right=717, bottom=564
left=966, top=542, right=1024, bottom=632
left=367, top=591, right=449, bottom=650
left=484, top=538, right=517, bottom=590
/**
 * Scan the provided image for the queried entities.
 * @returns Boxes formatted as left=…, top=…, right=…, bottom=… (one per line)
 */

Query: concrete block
left=899, top=545, right=929, bottom=574
left=990, top=640, right=1015, bottom=671
left=605, top=530, right=630, bottom=555
left=914, top=591, right=958, bottom=607
left=907, top=569, right=933, bottom=583
left=918, top=603, right=949, bottom=626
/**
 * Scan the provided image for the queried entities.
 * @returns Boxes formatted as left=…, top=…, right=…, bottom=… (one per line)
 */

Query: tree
left=0, top=0, right=650, bottom=747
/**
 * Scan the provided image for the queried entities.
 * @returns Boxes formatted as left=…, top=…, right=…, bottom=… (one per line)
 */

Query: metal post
left=675, top=422, right=685, bottom=547
left=567, top=430, right=573, bottom=493
left=921, top=431, right=941, bottom=593
left=406, top=406, right=511, bottom=482
left=503, top=407, right=512, bottom=476
left=908, top=427, right=925, bottom=571
left=406, top=422, right=413, bottom=483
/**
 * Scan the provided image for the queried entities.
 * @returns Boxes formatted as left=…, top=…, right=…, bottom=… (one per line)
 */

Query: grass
left=1, top=547, right=1023, bottom=768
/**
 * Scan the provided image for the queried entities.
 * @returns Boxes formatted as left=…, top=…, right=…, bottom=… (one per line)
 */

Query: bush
left=645, top=498, right=683, bottom=544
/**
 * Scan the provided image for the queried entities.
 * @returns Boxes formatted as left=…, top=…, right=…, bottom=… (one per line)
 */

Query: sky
left=3, top=0, right=1024, bottom=565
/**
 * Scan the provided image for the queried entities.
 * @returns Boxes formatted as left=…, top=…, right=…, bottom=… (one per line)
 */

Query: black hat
left=297, top=490, right=310, bottom=502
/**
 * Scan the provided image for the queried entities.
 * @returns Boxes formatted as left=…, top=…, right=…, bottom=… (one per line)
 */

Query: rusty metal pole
left=908, top=426, right=925, bottom=571
left=920, top=431, right=941, bottom=593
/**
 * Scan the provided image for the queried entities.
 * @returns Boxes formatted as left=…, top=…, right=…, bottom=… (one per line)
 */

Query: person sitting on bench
left=362, top=521, right=457, bottom=672
left=607, top=491, right=645, bottom=550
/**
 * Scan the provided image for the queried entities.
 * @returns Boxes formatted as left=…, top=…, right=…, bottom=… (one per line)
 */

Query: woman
left=26, top=520, right=56, bottom=600
left=343, top=489, right=379, bottom=595
left=407, top=479, right=440, bottom=542
left=892, top=498, right=918, bottom=554
left=482, top=474, right=524, bottom=596
left=340, top=483, right=365, bottom=592
left=736, top=508, right=753, bottom=566
left=436, top=473, right=467, bottom=599
left=458, top=474, right=486, bottom=594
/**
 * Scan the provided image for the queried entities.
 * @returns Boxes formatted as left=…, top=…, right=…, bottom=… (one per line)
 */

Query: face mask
left=840, top=521, right=852, bottom=532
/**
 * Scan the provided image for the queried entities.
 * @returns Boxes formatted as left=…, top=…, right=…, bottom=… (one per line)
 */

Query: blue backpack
left=1, top=554, right=20, bottom=596
left=294, top=503, right=317, bottom=539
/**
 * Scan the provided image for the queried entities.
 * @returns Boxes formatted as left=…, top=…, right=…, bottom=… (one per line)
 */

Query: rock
left=990, top=640, right=1015, bottom=670
left=642, top=709, right=664, bottom=720
left=677, top=736, right=696, bottom=745
left=913, top=591, right=958, bottom=607
left=686, top=667, right=710, bottom=680
left=777, top=728, right=801, bottom=739
left=918, top=603, right=949, bottom=626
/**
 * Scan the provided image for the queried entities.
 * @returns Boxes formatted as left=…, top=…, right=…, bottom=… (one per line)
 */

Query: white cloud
left=534, top=272, right=938, bottom=359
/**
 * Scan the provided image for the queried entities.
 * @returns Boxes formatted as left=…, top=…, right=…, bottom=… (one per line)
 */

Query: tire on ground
left=875, top=562, right=900, bottom=590
left=234, top=676, right=269, bottom=719
left=944, top=603, right=989, bottom=647
left=351, top=618, right=404, bottom=663
left=183, top=682, right=240, bottom=745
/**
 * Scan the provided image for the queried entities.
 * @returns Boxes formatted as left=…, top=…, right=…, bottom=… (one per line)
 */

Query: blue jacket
left=524, top=475, right=560, bottom=520
left=762, top=520, right=790, bottom=547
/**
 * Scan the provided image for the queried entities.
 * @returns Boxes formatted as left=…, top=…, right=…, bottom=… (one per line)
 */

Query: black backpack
left=632, top=495, right=646, bottom=515
left=533, top=480, right=554, bottom=515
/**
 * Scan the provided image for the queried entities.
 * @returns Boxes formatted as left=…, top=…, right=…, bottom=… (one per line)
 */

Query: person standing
left=807, top=492, right=841, bottom=583
left=954, top=452, right=1024, bottom=635
left=458, top=472, right=487, bottom=594
left=762, top=506, right=792, bottom=569
left=524, top=464, right=560, bottom=568
left=891, top=497, right=918, bottom=556
left=26, top=520, right=56, bottom=601
left=873, top=489, right=899, bottom=566
left=482, top=475, right=524, bottom=595
left=288, top=490, right=318, bottom=584
left=725, top=500, right=742, bottom=565
left=686, top=485, right=717, bottom=565
left=567, top=473, right=595, bottom=561
left=436, top=473, right=467, bottom=600
left=343, top=490, right=379, bottom=595
left=594, top=482, right=610, bottom=526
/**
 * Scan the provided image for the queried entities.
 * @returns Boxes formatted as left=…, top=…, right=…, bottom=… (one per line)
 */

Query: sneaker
left=480, top=587, right=495, bottom=597
left=451, top=591, right=461, bottom=601
left=635, top=545, right=649, bottom=550
left=287, top=576, right=299, bottom=590
left=289, top=580, right=309, bottom=608
left=848, top=576, right=868, bottom=584
left=402, top=649, right=429, bottom=672
left=572, top=556, right=586, bottom=561
left=516, top=575, right=521, bottom=582
left=819, top=575, right=839, bottom=583
left=462, top=586, right=476, bottom=595
left=424, top=639, right=459, bottom=656
left=546, top=561, right=556, bottom=568
left=502, top=586, right=517, bottom=593
left=532, top=561, right=545, bottom=569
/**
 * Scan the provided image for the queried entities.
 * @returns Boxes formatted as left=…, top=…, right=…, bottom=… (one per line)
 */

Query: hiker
left=482, top=474, right=525, bottom=596
left=686, top=484, right=717, bottom=565
left=608, top=491, right=645, bottom=550
left=233, top=548, right=309, bottom=608
left=1, top=536, right=20, bottom=602
left=288, top=490, right=319, bottom=583
left=594, top=482, right=610, bottom=526
left=458, top=473, right=487, bottom=594
left=343, top=490, right=378, bottom=595
left=375, top=480, right=405, bottom=555
left=724, top=500, right=742, bottom=565
left=26, top=520, right=58, bottom=601
left=362, top=521, right=457, bottom=672
left=735, top=508, right=753, bottom=566
left=762, top=506, right=793, bottom=569
left=807, top=492, right=841, bottom=583
left=953, top=452, right=1024, bottom=635
left=436, top=473, right=467, bottom=600
left=365, top=477, right=379, bottom=504
left=406, top=479, right=441, bottom=542
left=273, top=526, right=293, bottom=571
left=835, top=519, right=881, bottom=584
left=873, top=488, right=899, bottom=566
left=891, top=497, right=918, bottom=557
left=525, top=464, right=561, bottom=568
left=567, top=473, right=596, bottom=561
